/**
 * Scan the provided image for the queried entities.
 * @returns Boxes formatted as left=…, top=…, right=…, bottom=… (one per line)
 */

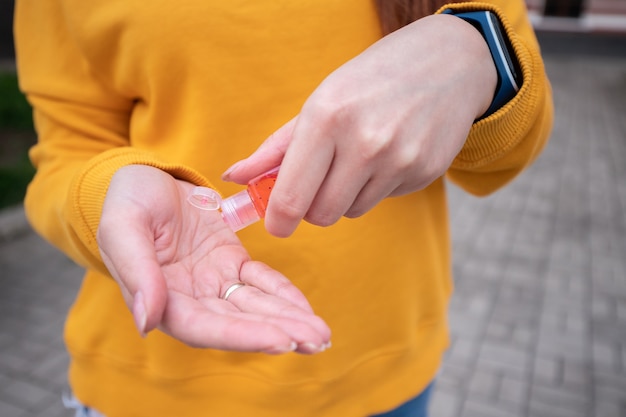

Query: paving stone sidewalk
left=430, top=37, right=626, bottom=417
left=0, top=34, right=625, bottom=417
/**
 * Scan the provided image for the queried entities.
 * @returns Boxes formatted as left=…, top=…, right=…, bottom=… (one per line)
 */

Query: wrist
left=436, top=14, right=498, bottom=120
left=442, top=9, right=522, bottom=119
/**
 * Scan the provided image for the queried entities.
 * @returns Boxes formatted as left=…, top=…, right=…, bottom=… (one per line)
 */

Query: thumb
left=222, top=116, right=298, bottom=184
left=98, top=224, right=169, bottom=336
left=128, top=257, right=169, bottom=336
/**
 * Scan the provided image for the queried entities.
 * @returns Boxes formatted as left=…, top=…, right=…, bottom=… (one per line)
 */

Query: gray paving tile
left=462, top=399, right=523, bottom=417
left=498, top=375, right=530, bottom=410
left=0, top=378, right=57, bottom=411
left=436, top=361, right=474, bottom=395
left=467, top=369, right=500, bottom=398
left=430, top=392, right=460, bottom=417
left=476, top=342, right=531, bottom=377
left=27, top=398, right=72, bottom=417
left=528, top=399, right=588, bottom=417
left=531, top=381, right=591, bottom=410
left=0, top=399, right=26, bottom=417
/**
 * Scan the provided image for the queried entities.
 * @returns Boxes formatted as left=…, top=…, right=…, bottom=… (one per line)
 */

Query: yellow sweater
left=15, top=1, right=552, bottom=416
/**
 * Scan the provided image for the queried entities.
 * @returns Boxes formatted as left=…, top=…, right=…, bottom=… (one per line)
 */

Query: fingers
left=262, top=116, right=337, bottom=237
left=221, top=115, right=349, bottom=237
left=224, top=286, right=331, bottom=354
left=213, top=260, right=332, bottom=353
left=222, top=111, right=376, bottom=237
left=299, top=159, right=372, bottom=226
left=173, top=259, right=332, bottom=353
left=161, top=291, right=298, bottom=353
left=162, top=290, right=331, bottom=354
left=239, top=261, right=314, bottom=313
left=343, top=173, right=404, bottom=218
left=239, top=261, right=332, bottom=342
left=222, top=117, right=298, bottom=184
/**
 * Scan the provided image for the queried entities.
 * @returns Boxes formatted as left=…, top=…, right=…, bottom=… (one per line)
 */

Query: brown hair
left=374, top=0, right=458, bottom=35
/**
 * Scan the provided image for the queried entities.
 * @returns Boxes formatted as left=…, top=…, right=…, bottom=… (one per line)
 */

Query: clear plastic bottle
left=220, top=167, right=279, bottom=231
left=188, top=167, right=279, bottom=232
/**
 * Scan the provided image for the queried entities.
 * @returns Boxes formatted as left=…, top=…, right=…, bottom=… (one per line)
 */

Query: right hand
left=96, top=164, right=331, bottom=354
left=222, top=14, right=497, bottom=238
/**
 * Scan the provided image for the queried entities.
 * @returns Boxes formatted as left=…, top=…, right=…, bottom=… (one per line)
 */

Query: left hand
left=97, top=165, right=331, bottom=353
left=223, top=14, right=497, bottom=237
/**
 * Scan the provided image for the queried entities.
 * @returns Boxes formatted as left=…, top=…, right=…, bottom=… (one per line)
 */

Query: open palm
left=97, top=165, right=330, bottom=354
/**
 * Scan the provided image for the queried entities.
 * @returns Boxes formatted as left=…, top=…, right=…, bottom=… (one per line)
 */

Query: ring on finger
left=222, top=282, right=246, bottom=301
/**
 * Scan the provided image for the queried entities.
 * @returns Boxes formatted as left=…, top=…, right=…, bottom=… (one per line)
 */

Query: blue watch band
left=443, top=9, right=522, bottom=118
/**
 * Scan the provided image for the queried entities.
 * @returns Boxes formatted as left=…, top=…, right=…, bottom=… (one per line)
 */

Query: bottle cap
left=220, top=190, right=261, bottom=232
left=187, top=187, right=222, bottom=210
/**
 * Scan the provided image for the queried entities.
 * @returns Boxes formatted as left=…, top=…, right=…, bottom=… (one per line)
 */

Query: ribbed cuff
left=65, top=147, right=215, bottom=271
left=437, top=2, right=543, bottom=168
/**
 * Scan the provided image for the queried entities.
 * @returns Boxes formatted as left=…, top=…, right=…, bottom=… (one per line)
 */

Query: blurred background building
left=0, top=0, right=15, bottom=62
left=526, top=0, right=626, bottom=32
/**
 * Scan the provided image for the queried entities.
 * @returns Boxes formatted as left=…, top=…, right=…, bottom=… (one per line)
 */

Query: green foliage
left=0, top=71, right=36, bottom=209
left=0, top=152, right=35, bottom=209
left=0, top=72, right=33, bottom=130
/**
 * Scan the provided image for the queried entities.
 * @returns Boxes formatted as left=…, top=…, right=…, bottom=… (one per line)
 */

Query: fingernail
left=267, top=341, right=297, bottom=355
left=132, top=291, right=147, bottom=337
left=300, top=342, right=326, bottom=354
left=222, top=160, right=244, bottom=180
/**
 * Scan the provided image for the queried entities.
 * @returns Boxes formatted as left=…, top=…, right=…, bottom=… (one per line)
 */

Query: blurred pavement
left=0, top=32, right=625, bottom=417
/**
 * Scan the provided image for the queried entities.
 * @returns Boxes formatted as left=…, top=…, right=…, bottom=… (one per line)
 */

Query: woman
left=14, top=0, right=552, bottom=415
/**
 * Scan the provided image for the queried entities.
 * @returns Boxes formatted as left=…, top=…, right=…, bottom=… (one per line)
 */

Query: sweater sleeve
left=14, top=0, right=213, bottom=274
left=438, top=1, right=554, bottom=196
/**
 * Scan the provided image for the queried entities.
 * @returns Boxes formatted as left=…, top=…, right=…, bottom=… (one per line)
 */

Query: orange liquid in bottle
left=219, top=166, right=280, bottom=232
left=247, top=169, right=278, bottom=218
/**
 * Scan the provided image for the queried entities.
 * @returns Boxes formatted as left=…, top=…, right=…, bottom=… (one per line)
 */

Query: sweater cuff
left=437, top=2, right=543, bottom=168
left=65, top=147, right=215, bottom=272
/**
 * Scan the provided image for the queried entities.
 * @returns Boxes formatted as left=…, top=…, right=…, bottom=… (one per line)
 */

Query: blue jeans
left=63, top=394, right=105, bottom=417
left=64, top=382, right=434, bottom=417
left=370, top=383, right=434, bottom=417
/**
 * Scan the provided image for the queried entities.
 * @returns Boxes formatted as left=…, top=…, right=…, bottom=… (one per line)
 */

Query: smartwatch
left=442, top=9, right=522, bottom=118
